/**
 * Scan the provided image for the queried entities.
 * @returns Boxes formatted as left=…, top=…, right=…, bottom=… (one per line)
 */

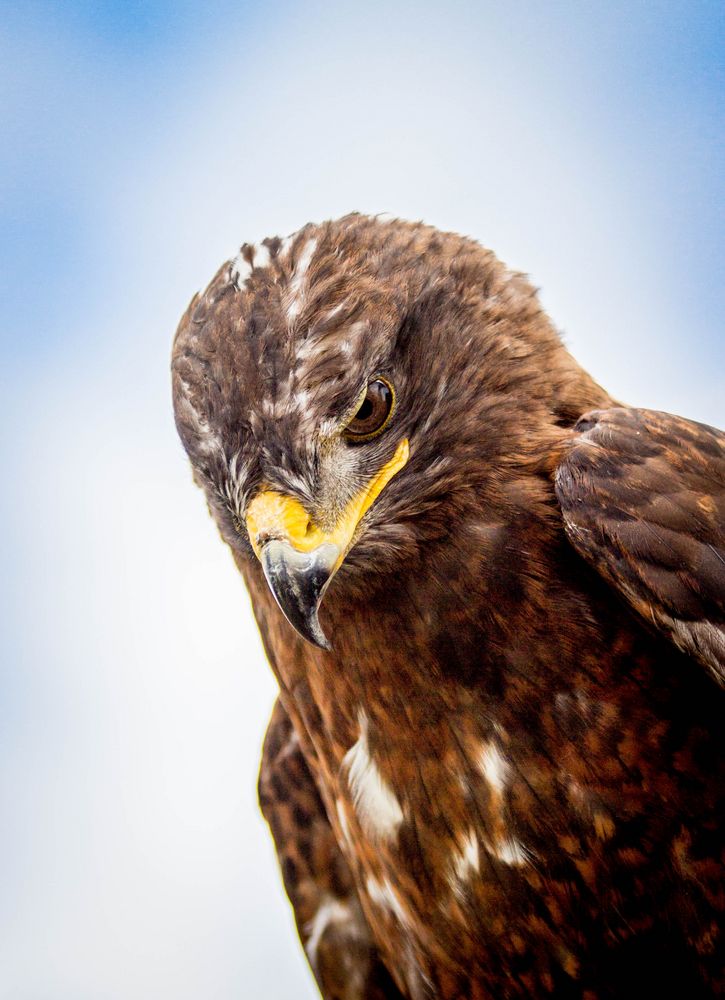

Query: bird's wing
left=555, top=407, right=725, bottom=685
left=258, top=698, right=405, bottom=1000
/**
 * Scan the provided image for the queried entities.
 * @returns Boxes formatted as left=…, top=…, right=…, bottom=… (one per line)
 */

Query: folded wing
left=555, top=407, right=725, bottom=684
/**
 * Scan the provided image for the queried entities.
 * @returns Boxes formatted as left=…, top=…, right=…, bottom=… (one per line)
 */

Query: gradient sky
left=1, top=3, right=723, bottom=998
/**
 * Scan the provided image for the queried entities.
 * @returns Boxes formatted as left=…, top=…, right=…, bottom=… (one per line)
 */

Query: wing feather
left=259, top=698, right=405, bottom=1000
left=555, top=407, right=725, bottom=684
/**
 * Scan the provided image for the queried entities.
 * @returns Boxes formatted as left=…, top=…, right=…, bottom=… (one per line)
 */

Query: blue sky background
left=1, top=2, right=723, bottom=997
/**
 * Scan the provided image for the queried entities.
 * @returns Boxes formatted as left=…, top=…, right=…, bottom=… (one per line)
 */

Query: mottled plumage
left=172, top=214, right=724, bottom=998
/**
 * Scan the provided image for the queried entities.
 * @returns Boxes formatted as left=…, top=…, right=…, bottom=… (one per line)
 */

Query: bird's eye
left=343, top=378, right=395, bottom=441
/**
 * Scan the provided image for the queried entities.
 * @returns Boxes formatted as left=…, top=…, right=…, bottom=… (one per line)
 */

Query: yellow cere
left=245, top=438, right=410, bottom=562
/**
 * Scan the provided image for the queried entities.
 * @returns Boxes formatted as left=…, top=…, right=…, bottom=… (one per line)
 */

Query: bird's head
left=172, top=214, right=606, bottom=648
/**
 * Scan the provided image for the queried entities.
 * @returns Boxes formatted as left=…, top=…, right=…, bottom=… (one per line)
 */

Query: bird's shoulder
left=554, top=406, right=725, bottom=684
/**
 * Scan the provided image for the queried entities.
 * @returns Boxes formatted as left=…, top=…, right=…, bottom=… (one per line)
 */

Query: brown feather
left=556, top=407, right=725, bottom=683
left=172, top=214, right=724, bottom=998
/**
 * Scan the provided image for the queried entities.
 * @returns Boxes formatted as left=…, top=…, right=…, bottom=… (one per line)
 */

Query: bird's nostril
left=257, top=531, right=286, bottom=549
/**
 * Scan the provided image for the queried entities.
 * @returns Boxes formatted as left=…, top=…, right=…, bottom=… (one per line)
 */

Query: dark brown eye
left=344, top=379, right=395, bottom=440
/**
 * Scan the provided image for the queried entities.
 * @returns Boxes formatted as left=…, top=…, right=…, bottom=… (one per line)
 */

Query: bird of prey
left=171, top=214, right=724, bottom=999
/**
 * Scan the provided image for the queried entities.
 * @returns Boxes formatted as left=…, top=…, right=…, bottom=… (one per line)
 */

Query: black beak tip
left=313, top=631, right=332, bottom=652
left=259, top=539, right=338, bottom=650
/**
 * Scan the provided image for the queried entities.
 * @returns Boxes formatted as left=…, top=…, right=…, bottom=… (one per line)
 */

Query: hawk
left=171, top=215, right=724, bottom=998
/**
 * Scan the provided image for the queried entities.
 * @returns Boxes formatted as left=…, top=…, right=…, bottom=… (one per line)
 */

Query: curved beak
left=260, top=540, right=339, bottom=648
left=246, top=438, right=409, bottom=648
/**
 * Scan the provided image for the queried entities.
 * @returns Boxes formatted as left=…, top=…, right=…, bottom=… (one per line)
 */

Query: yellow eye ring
left=342, top=377, right=396, bottom=442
